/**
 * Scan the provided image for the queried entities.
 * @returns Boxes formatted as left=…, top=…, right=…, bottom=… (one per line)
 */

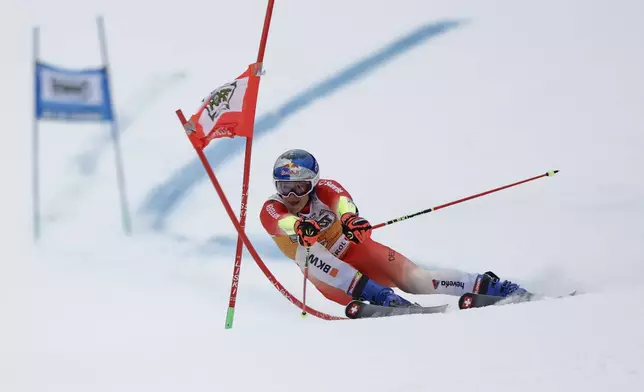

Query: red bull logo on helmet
left=279, top=162, right=301, bottom=177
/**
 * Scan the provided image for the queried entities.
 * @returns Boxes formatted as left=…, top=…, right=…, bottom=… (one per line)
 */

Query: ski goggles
left=275, top=180, right=315, bottom=197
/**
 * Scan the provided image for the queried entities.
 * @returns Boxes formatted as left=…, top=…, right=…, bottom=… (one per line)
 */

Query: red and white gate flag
left=183, top=63, right=261, bottom=149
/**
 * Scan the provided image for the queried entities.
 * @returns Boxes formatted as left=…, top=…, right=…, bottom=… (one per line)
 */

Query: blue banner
left=35, top=62, right=114, bottom=121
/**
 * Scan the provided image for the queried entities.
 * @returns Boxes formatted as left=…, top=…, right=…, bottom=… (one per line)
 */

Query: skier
left=260, top=149, right=530, bottom=308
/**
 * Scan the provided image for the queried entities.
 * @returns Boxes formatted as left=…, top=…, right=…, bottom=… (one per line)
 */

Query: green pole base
left=225, top=307, right=235, bottom=329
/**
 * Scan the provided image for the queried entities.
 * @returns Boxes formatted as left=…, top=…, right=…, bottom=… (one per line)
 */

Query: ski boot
left=474, top=271, right=530, bottom=298
left=348, top=272, right=413, bottom=307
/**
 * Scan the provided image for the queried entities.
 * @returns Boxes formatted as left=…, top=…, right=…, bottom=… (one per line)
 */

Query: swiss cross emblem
left=462, top=297, right=472, bottom=308
left=348, top=304, right=360, bottom=315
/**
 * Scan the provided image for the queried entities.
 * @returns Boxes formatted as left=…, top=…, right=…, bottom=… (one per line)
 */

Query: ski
left=345, top=300, right=449, bottom=319
left=458, top=291, right=577, bottom=310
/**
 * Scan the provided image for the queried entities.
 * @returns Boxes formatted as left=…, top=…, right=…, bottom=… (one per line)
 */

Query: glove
left=341, top=212, right=372, bottom=244
left=294, top=218, right=321, bottom=247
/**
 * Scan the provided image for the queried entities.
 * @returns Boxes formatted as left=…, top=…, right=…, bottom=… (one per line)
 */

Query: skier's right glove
left=294, top=218, right=321, bottom=247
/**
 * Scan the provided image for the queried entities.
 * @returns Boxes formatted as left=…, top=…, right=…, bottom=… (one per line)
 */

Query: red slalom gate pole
left=225, top=0, right=276, bottom=329
left=256, top=0, right=275, bottom=64
left=176, top=110, right=344, bottom=321
left=225, top=138, right=253, bottom=329
left=372, top=170, right=559, bottom=230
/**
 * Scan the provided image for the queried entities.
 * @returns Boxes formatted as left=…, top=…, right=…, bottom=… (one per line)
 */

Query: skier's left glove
left=341, top=213, right=372, bottom=244
left=294, top=218, right=321, bottom=247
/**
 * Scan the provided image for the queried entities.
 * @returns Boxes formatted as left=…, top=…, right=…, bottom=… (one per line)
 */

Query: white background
left=1, top=1, right=643, bottom=391
left=39, top=67, right=105, bottom=105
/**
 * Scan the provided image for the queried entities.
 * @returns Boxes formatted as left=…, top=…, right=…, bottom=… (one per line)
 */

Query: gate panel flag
left=183, top=63, right=260, bottom=149
left=35, top=62, right=114, bottom=121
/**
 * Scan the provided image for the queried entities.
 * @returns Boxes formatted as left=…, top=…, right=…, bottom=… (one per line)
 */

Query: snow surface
left=1, top=1, right=644, bottom=391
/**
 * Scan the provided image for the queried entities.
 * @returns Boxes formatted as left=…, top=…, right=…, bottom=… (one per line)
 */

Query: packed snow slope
left=1, top=1, right=644, bottom=391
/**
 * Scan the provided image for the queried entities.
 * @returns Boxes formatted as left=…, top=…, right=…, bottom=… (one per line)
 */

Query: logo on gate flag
left=184, top=63, right=261, bottom=149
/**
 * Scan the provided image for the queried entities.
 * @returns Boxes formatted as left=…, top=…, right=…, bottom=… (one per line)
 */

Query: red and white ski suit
left=260, top=179, right=477, bottom=305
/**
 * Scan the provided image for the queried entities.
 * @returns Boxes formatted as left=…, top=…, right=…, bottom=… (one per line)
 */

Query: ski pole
left=301, top=246, right=311, bottom=317
left=372, top=170, right=559, bottom=230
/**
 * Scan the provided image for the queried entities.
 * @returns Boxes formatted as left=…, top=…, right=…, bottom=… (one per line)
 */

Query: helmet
left=272, top=149, right=320, bottom=197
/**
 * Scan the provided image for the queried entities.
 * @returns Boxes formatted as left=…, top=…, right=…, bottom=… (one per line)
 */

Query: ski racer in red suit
left=260, top=149, right=529, bottom=307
